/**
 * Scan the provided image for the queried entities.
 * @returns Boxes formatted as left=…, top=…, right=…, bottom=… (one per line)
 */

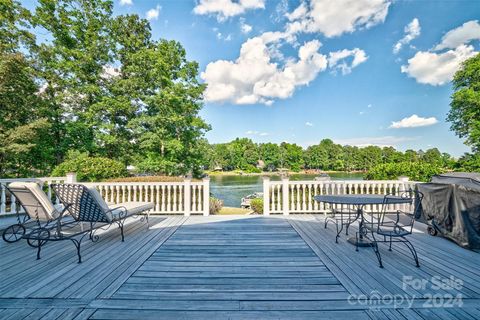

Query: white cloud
left=328, top=48, right=368, bottom=75
left=389, top=114, right=438, bottom=129
left=401, top=20, right=479, bottom=86
left=146, top=5, right=161, bottom=21
left=246, top=130, right=269, bottom=136
left=193, top=0, right=265, bottom=21
left=393, top=18, right=420, bottom=54
left=334, top=136, right=417, bottom=147
left=101, top=65, right=120, bottom=79
left=434, top=20, right=480, bottom=51
left=240, top=19, right=252, bottom=34
left=119, top=0, right=132, bottom=5
left=285, top=0, right=391, bottom=38
left=305, top=122, right=314, bottom=127
left=201, top=38, right=327, bottom=105
left=216, top=32, right=232, bottom=41
left=401, top=44, right=477, bottom=85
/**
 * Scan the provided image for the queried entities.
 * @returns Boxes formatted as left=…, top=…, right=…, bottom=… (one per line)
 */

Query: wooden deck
left=0, top=215, right=479, bottom=319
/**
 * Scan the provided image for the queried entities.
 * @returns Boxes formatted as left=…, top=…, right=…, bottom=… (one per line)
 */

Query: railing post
left=66, top=172, right=77, bottom=183
left=184, top=178, right=191, bottom=216
left=282, top=176, right=289, bottom=216
left=0, top=184, right=5, bottom=214
left=203, top=176, right=210, bottom=216
left=263, top=177, right=270, bottom=216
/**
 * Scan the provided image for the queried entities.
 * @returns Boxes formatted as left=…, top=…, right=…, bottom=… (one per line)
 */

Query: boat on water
left=240, top=192, right=263, bottom=209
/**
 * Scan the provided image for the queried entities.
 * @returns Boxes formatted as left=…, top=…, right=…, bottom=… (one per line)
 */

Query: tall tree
left=447, top=53, right=480, bottom=151
left=0, top=52, right=50, bottom=176
left=34, top=0, right=114, bottom=162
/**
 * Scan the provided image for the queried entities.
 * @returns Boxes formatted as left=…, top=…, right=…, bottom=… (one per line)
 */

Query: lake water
left=210, top=172, right=364, bottom=207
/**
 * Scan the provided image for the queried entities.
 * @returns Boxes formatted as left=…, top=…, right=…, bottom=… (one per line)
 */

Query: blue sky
left=24, top=0, right=480, bottom=156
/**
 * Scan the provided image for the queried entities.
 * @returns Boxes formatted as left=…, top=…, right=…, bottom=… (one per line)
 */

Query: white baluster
left=161, top=185, right=166, bottom=212
left=192, top=185, right=197, bottom=212
left=179, top=185, right=183, bottom=212
left=155, top=185, right=160, bottom=212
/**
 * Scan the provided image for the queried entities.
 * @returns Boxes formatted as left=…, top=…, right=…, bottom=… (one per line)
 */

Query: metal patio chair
left=324, top=204, right=359, bottom=243
left=360, top=189, right=424, bottom=268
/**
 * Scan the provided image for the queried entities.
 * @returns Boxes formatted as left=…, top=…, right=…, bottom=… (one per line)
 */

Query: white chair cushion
left=107, top=202, right=154, bottom=222
left=8, top=182, right=59, bottom=221
left=87, top=188, right=110, bottom=212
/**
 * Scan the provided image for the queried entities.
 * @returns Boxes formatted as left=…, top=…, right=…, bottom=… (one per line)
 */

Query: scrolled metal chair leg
left=402, top=237, right=420, bottom=267
left=370, top=232, right=383, bottom=268
left=335, top=221, right=344, bottom=243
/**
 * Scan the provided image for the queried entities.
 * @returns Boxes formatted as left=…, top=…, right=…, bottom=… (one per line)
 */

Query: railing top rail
left=82, top=181, right=201, bottom=187
left=268, top=179, right=419, bottom=185
left=0, top=177, right=65, bottom=184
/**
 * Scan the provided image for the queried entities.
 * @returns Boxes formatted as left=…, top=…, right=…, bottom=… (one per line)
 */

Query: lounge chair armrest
left=105, top=206, right=128, bottom=220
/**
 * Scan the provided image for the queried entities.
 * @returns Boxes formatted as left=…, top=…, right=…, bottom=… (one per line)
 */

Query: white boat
left=240, top=192, right=263, bottom=208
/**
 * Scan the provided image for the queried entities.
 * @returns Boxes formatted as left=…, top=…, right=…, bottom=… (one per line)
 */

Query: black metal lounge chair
left=360, top=189, right=424, bottom=268
left=2, top=182, right=70, bottom=243
left=23, top=183, right=154, bottom=263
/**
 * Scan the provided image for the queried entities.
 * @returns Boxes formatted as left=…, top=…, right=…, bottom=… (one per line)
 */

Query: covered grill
left=417, top=172, right=480, bottom=249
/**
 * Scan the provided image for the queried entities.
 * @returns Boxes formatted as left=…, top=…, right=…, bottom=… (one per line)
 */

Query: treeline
left=201, top=138, right=459, bottom=173
left=0, top=0, right=208, bottom=178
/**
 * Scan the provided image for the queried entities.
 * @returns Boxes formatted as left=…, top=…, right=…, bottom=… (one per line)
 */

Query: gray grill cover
left=417, top=172, right=480, bottom=249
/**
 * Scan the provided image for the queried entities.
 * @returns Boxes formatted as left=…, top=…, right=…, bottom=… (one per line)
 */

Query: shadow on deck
left=0, top=214, right=479, bottom=319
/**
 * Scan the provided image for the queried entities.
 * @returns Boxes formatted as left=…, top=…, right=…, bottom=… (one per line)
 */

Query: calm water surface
left=210, top=173, right=364, bottom=207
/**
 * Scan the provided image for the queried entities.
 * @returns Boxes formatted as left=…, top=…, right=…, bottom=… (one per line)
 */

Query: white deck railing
left=0, top=175, right=210, bottom=216
left=83, top=178, right=210, bottom=216
left=262, top=177, right=417, bottom=215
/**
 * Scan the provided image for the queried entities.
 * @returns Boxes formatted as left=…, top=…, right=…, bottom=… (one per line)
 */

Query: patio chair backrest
left=383, top=189, right=423, bottom=216
left=7, top=182, right=59, bottom=221
left=52, top=184, right=109, bottom=223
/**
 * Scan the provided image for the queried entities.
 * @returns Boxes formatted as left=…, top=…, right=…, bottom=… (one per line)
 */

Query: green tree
left=422, top=148, right=443, bottom=166
left=280, top=142, right=303, bottom=172
left=447, top=53, right=480, bottom=151
left=0, top=52, right=50, bottom=177
left=259, top=143, right=281, bottom=171
left=33, top=0, right=115, bottom=163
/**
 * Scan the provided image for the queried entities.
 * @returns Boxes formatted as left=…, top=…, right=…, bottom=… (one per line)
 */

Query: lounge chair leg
left=146, top=213, right=150, bottom=230
left=36, top=242, right=42, bottom=260
left=389, top=237, right=392, bottom=251
left=120, top=223, right=125, bottom=242
left=71, top=239, right=82, bottom=263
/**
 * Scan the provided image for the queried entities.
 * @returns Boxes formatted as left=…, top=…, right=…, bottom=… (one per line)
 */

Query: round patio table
left=314, top=194, right=411, bottom=247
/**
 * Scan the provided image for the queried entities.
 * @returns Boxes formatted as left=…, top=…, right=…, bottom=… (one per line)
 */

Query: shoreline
left=206, top=170, right=365, bottom=177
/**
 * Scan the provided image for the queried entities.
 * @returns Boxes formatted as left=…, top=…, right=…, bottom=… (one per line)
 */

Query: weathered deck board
left=0, top=214, right=479, bottom=319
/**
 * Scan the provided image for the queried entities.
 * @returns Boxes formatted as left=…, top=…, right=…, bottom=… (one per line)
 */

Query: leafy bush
left=365, top=161, right=445, bottom=182
left=242, top=164, right=262, bottom=173
left=209, top=197, right=223, bottom=215
left=455, top=153, right=480, bottom=172
left=52, top=152, right=127, bottom=182
left=250, top=198, right=264, bottom=214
